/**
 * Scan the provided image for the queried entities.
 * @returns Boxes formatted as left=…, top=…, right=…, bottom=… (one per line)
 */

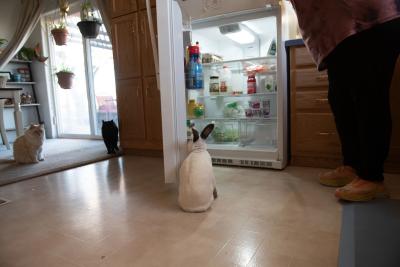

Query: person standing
left=289, top=0, right=400, bottom=201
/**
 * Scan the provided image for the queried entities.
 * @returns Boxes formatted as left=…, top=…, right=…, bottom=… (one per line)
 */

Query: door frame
left=45, top=4, right=108, bottom=139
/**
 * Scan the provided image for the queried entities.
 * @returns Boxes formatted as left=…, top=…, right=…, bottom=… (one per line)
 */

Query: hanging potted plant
left=51, top=23, right=69, bottom=46
left=56, top=66, right=75, bottom=89
left=77, top=1, right=102, bottom=39
left=51, top=0, right=70, bottom=46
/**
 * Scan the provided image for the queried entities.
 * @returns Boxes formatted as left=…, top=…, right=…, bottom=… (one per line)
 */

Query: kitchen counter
left=285, top=39, right=304, bottom=47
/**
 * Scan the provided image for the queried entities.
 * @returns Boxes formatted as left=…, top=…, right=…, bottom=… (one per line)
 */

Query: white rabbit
left=179, top=124, right=218, bottom=212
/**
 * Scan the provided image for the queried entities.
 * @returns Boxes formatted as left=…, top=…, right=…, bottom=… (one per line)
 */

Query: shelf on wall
left=4, top=103, right=41, bottom=108
left=9, top=59, right=32, bottom=64
left=6, top=82, right=36, bottom=85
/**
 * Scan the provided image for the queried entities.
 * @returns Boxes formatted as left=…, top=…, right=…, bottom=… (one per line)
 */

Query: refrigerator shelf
left=197, top=92, right=276, bottom=99
left=202, top=56, right=277, bottom=67
left=191, top=116, right=277, bottom=122
left=208, top=143, right=278, bottom=152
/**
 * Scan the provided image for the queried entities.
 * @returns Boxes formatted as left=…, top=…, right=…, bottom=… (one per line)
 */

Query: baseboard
left=122, top=148, right=163, bottom=157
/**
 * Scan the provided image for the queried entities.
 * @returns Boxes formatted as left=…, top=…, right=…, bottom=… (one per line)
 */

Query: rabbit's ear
left=201, top=124, right=214, bottom=139
left=192, top=128, right=199, bottom=142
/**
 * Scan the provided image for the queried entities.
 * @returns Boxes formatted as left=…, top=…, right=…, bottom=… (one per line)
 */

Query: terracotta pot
left=56, top=71, right=74, bottom=89
left=77, top=21, right=101, bottom=39
left=51, top=28, right=68, bottom=46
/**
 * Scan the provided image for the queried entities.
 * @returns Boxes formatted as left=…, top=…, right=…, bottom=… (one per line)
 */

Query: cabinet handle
left=145, top=87, right=149, bottom=97
left=132, top=23, right=135, bottom=33
left=141, top=16, right=145, bottom=34
left=136, top=86, right=140, bottom=97
left=316, top=74, right=328, bottom=81
left=315, top=98, right=329, bottom=103
left=317, top=132, right=335, bottom=136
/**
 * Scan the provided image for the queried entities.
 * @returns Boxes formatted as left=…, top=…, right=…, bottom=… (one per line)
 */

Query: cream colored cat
left=13, top=124, right=45, bottom=163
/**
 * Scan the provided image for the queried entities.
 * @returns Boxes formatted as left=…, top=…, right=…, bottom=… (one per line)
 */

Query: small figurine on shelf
left=20, top=93, right=33, bottom=104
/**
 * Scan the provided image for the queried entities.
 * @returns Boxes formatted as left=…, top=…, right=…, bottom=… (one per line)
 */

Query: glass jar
left=209, top=76, right=220, bottom=95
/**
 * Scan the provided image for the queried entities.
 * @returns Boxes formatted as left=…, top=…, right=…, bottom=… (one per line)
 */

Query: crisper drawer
left=294, top=68, right=329, bottom=88
left=295, top=91, right=331, bottom=113
left=293, top=46, right=315, bottom=67
left=293, top=114, right=341, bottom=156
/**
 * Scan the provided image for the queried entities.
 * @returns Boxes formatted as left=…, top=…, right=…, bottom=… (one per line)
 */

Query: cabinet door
left=139, top=8, right=157, bottom=77
left=143, top=77, right=162, bottom=146
left=386, top=58, right=400, bottom=172
left=111, top=13, right=141, bottom=80
left=138, top=0, right=156, bottom=10
left=110, top=0, right=137, bottom=18
left=117, top=78, right=146, bottom=142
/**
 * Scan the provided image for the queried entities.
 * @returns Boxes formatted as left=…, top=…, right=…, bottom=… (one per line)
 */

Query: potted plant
left=51, top=23, right=69, bottom=46
left=77, top=1, right=102, bottom=39
left=50, top=0, right=70, bottom=45
left=56, top=66, right=74, bottom=89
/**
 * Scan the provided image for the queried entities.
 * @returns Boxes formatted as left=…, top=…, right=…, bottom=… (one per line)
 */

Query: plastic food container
left=248, top=100, right=261, bottom=109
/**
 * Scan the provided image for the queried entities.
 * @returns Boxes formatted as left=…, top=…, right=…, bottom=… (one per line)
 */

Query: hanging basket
left=77, top=21, right=101, bottom=39
left=56, top=71, right=74, bottom=89
left=51, top=28, right=69, bottom=46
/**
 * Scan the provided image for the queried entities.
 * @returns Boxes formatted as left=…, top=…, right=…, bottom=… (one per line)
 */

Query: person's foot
left=334, top=178, right=389, bottom=202
left=319, top=166, right=358, bottom=187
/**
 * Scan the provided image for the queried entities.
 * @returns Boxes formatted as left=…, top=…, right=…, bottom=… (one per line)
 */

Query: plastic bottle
left=193, top=54, right=203, bottom=89
left=247, top=74, right=257, bottom=94
left=186, top=43, right=203, bottom=89
left=187, top=99, right=196, bottom=118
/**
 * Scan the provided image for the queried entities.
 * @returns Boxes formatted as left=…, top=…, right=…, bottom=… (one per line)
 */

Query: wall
left=0, top=0, right=21, bottom=41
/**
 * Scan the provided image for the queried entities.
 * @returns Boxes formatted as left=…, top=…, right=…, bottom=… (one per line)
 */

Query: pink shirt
left=290, top=0, right=400, bottom=70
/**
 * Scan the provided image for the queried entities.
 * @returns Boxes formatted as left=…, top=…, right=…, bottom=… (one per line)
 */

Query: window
left=47, top=6, right=117, bottom=137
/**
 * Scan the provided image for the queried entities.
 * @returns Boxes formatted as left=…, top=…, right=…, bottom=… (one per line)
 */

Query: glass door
left=48, top=5, right=116, bottom=138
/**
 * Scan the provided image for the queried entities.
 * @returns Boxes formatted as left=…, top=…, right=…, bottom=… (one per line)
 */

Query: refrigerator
left=157, top=0, right=292, bottom=183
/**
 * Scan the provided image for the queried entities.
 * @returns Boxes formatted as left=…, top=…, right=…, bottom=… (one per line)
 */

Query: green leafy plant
left=80, top=1, right=101, bottom=23
left=56, top=65, right=74, bottom=74
left=50, top=22, right=67, bottom=30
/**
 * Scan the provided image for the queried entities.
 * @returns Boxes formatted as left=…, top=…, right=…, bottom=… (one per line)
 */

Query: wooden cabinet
left=110, top=0, right=138, bottom=18
left=117, top=78, right=146, bottom=144
left=143, top=77, right=162, bottom=145
left=289, top=45, right=400, bottom=173
left=138, top=0, right=156, bottom=10
left=139, top=8, right=157, bottom=77
left=111, top=2, right=162, bottom=152
left=111, top=13, right=141, bottom=80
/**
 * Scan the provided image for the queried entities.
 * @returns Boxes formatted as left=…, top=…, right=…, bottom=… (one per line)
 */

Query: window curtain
left=94, top=0, right=111, bottom=37
left=0, top=0, right=44, bottom=70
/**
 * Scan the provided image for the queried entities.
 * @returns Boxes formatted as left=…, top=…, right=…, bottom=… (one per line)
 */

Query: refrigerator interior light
left=224, top=29, right=255, bottom=44
left=219, top=23, right=256, bottom=44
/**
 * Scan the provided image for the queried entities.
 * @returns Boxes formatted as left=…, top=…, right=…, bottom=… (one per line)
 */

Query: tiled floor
left=0, top=156, right=399, bottom=267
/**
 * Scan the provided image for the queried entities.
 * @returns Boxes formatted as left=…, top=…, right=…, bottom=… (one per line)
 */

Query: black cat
left=102, top=120, right=119, bottom=154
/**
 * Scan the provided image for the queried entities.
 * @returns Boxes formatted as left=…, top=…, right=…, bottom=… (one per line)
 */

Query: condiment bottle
left=247, top=74, right=256, bottom=94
